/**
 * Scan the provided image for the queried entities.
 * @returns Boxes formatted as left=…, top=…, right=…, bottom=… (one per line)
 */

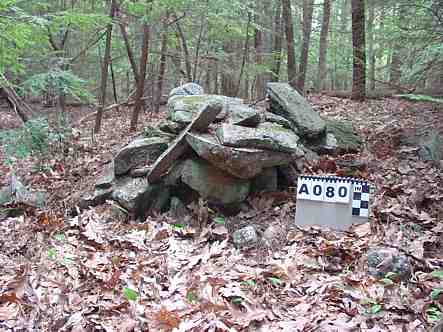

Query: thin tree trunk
left=351, top=0, right=366, bottom=100
left=271, top=0, right=283, bottom=82
left=94, top=0, right=116, bottom=133
left=155, top=20, right=168, bottom=113
left=119, top=23, right=140, bottom=84
left=367, top=1, right=375, bottom=92
left=237, top=12, right=252, bottom=94
left=315, top=0, right=331, bottom=91
left=110, top=60, right=118, bottom=104
left=175, top=19, right=192, bottom=82
left=297, top=0, right=314, bottom=93
left=254, top=1, right=265, bottom=98
left=130, top=23, right=150, bottom=131
left=281, top=0, right=297, bottom=88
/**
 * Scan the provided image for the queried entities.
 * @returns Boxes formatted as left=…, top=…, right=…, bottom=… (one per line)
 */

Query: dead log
left=0, top=86, right=35, bottom=123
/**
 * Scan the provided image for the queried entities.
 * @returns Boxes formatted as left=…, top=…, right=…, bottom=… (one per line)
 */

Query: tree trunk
left=130, top=23, right=150, bottom=131
left=351, top=0, right=366, bottom=101
left=281, top=0, right=297, bottom=88
left=175, top=19, right=192, bottom=82
left=94, top=0, right=116, bottom=133
left=254, top=1, right=265, bottom=98
left=155, top=20, right=168, bottom=113
left=367, top=1, right=375, bottom=92
left=297, top=0, right=314, bottom=93
left=315, top=0, right=331, bottom=91
left=271, top=0, right=283, bottom=82
left=237, top=12, right=252, bottom=94
left=120, top=23, right=140, bottom=84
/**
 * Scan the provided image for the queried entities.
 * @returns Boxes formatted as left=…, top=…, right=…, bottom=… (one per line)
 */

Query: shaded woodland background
left=0, top=0, right=442, bottom=131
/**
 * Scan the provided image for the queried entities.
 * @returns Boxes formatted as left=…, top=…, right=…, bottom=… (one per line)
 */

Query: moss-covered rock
left=325, top=120, right=363, bottom=153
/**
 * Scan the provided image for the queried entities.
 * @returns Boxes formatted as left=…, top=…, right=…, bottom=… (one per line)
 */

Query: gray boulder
left=266, top=82, right=326, bottom=137
left=0, top=177, right=46, bottom=208
left=228, top=104, right=261, bottom=127
left=324, top=120, right=363, bottom=153
left=186, top=133, right=294, bottom=179
left=181, top=159, right=250, bottom=205
left=114, top=137, right=169, bottom=175
left=167, top=95, right=243, bottom=124
left=169, top=83, right=204, bottom=99
left=232, top=226, right=258, bottom=248
left=112, top=177, right=170, bottom=217
left=402, top=129, right=442, bottom=161
left=367, top=247, right=412, bottom=280
left=216, top=123, right=304, bottom=155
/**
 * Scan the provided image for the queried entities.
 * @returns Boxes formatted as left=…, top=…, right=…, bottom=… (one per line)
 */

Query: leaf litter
left=0, top=97, right=442, bottom=331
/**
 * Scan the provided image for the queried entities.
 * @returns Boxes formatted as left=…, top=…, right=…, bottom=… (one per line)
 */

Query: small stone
left=169, top=83, right=204, bottom=99
left=367, top=247, right=412, bottom=280
left=232, top=226, right=258, bottom=248
left=158, top=120, right=186, bottom=135
left=142, top=125, right=175, bottom=140
left=324, top=120, right=362, bottom=153
left=263, top=224, right=284, bottom=247
left=95, top=162, right=115, bottom=189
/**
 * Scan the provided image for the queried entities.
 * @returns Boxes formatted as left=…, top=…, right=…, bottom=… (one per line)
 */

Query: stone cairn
left=80, top=82, right=362, bottom=219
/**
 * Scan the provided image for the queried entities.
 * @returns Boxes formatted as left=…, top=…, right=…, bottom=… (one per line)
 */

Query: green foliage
left=22, top=70, right=94, bottom=102
left=430, top=270, right=443, bottom=279
left=122, top=287, right=138, bottom=301
left=0, top=117, right=64, bottom=163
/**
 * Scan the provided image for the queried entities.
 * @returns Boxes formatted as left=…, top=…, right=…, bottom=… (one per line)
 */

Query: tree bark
left=175, top=19, right=192, bottom=82
left=155, top=19, right=169, bottom=113
left=94, top=0, right=117, bottom=133
left=271, top=0, right=283, bottom=82
left=351, top=0, right=366, bottom=101
left=119, top=23, right=140, bottom=84
left=281, top=0, right=297, bottom=88
left=237, top=12, right=252, bottom=94
left=130, top=23, right=150, bottom=131
left=315, top=0, right=331, bottom=91
left=367, top=1, right=375, bottom=92
left=254, top=1, right=265, bottom=98
left=297, top=0, right=314, bottom=93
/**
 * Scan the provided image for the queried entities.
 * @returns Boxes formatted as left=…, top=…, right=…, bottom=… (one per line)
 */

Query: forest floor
left=0, top=95, right=442, bottom=331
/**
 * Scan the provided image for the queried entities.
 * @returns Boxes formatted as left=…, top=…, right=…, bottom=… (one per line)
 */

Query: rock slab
left=114, top=137, right=169, bottom=175
left=148, top=101, right=223, bottom=183
left=266, top=82, right=326, bottom=137
left=186, top=133, right=294, bottom=179
left=216, top=123, right=304, bottom=155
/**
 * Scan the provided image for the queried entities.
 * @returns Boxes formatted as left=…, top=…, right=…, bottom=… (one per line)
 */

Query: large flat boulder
left=181, top=159, right=250, bottom=204
left=266, top=82, right=326, bottom=137
left=111, top=177, right=170, bottom=217
left=167, top=95, right=243, bottom=124
left=186, top=133, right=294, bottom=179
left=148, top=101, right=223, bottom=183
left=216, top=123, right=304, bottom=155
left=114, top=137, right=169, bottom=175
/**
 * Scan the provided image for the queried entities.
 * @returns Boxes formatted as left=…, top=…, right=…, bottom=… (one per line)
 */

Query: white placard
left=323, top=179, right=337, bottom=203
left=335, top=180, right=351, bottom=204
left=296, top=177, right=312, bottom=200
left=310, top=179, right=324, bottom=201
